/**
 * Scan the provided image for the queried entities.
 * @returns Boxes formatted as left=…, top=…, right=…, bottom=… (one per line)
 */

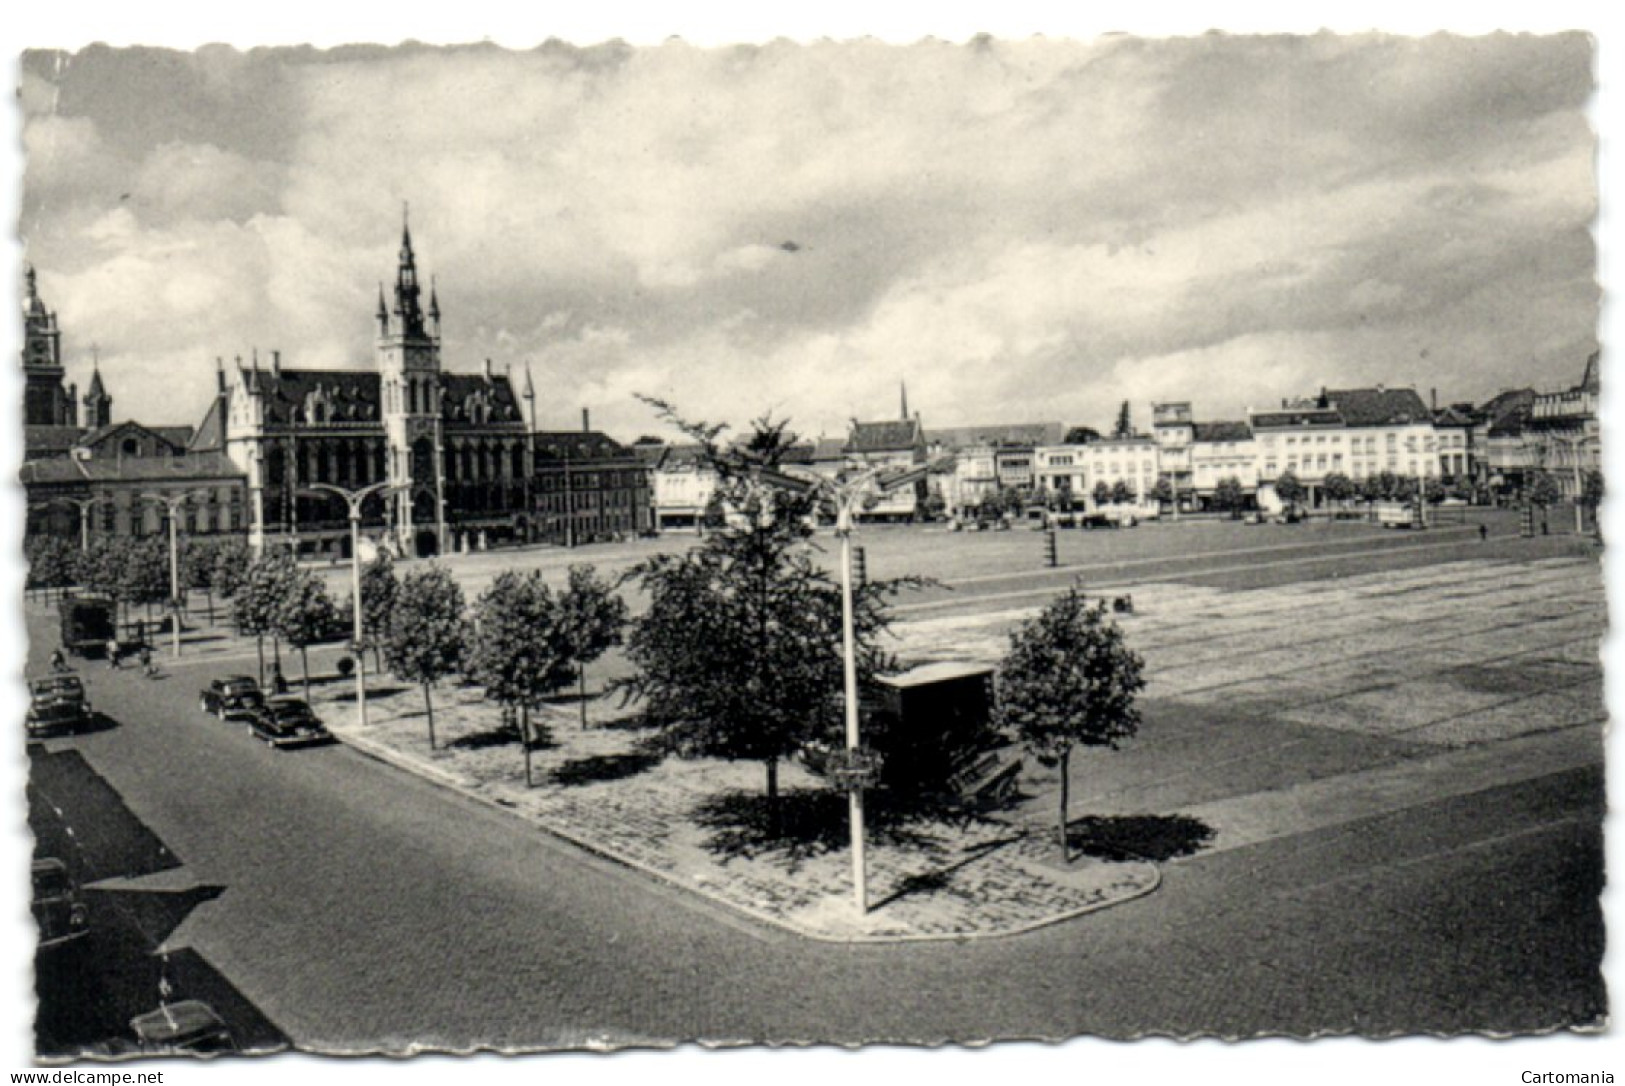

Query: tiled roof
left=848, top=418, right=923, bottom=453
left=534, top=430, right=635, bottom=463
left=1249, top=409, right=1343, bottom=429
left=441, top=373, right=525, bottom=428
left=1193, top=421, right=1252, bottom=442
left=21, top=450, right=242, bottom=485
left=811, top=436, right=849, bottom=462
left=76, top=420, right=189, bottom=454
left=925, top=422, right=1066, bottom=449
left=23, top=425, right=85, bottom=458
left=1325, top=387, right=1431, bottom=427
left=189, top=398, right=225, bottom=452
left=245, top=368, right=384, bottom=426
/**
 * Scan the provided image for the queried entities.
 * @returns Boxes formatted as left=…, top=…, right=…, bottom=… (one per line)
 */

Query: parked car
left=130, top=1000, right=236, bottom=1054
left=200, top=676, right=265, bottom=721
left=31, top=858, right=89, bottom=950
left=27, top=675, right=92, bottom=738
left=245, top=696, right=333, bottom=749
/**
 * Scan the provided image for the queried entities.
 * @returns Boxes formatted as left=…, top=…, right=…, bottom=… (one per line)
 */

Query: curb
left=328, top=727, right=1160, bottom=945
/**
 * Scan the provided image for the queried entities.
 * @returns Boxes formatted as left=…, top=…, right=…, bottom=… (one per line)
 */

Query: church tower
left=21, top=267, right=76, bottom=428
left=376, top=210, right=446, bottom=555
left=82, top=356, right=112, bottom=430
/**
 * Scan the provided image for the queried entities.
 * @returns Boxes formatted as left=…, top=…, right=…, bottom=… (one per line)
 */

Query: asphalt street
left=24, top=598, right=1604, bottom=1052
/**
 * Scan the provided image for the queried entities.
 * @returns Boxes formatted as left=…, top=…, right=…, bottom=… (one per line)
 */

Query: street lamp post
left=1544, top=432, right=1598, bottom=535
left=301, top=482, right=403, bottom=729
left=47, top=495, right=113, bottom=551
left=140, top=489, right=212, bottom=658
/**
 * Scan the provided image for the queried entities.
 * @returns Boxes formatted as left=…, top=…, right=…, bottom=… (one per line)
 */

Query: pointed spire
left=428, top=274, right=441, bottom=324
left=523, top=363, right=535, bottom=398
left=900, top=380, right=909, bottom=421
left=392, top=203, right=426, bottom=337
left=85, top=350, right=107, bottom=399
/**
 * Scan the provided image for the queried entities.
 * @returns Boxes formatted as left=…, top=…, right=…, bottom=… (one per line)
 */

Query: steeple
left=83, top=350, right=111, bottom=430
left=393, top=204, right=427, bottom=338
left=376, top=282, right=389, bottom=334
left=428, top=275, right=441, bottom=335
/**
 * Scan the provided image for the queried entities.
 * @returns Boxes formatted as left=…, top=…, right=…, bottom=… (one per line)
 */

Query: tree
left=1581, top=469, right=1604, bottom=529
left=1149, top=476, right=1174, bottom=508
left=468, top=570, right=577, bottom=787
left=236, top=552, right=297, bottom=686
left=118, top=538, right=171, bottom=624
left=25, top=535, right=78, bottom=601
left=1109, top=479, right=1135, bottom=506
left=1063, top=426, right=1100, bottom=446
left=1422, top=477, right=1447, bottom=505
left=1091, top=480, right=1112, bottom=509
left=1322, top=472, right=1356, bottom=506
left=1112, top=401, right=1133, bottom=439
left=556, top=564, right=630, bottom=729
left=384, top=565, right=468, bottom=750
left=210, top=539, right=252, bottom=614
left=1274, top=469, right=1305, bottom=510
left=1527, top=472, right=1562, bottom=509
left=1390, top=474, right=1420, bottom=502
left=997, top=588, right=1146, bottom=860
left=274, top=569, right=340, bottom=701
left=618, top=402, right=909, bottom=814
left=179, top=541, right=218, bottom=622
left=1212, top=475, right=1246, bottom=519
left=359, top=550, right=401, bottom=670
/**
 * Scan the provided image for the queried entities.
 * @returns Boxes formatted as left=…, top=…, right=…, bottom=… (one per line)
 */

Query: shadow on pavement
left=29, top=748, right=180, bottom=884
left=1065, top=813, right=1216, bottom=862
left=549, top=751, right=663, bottom=787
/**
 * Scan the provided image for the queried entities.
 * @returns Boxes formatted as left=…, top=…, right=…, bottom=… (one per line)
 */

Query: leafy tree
left=1109, top=479, right=1136, bottom=506
left=618, top=402, right=910, bottom=815
left=210, top=539, right=252, bottom=612
left=1212, top=475, right=1246, bottom=519
left=556, top=564, right=630, bottom=729
left=274, top=568, right=340, bottom=701
left=1112, top=401, right=1133, bottom=439
left=116, top=538, right=171, bottom=628
left=1063, top=426, right=1100, bottom=446
left=1390, top=474, right=1420, bottom=502
left=1046, top=481, right=1075, bottom=513
left=1357, top=474, right=1384, bottom=504
left=25, top=535, right=78, bottom=600
left=997, top=588, right=1146, bottom=860
left=1526, top=472, right=1562, bottom=509
left=383, top=565, right=468, bottom=749
left=1149, top=476, right=1174, bottom=507
left=1322, top=471, right=1356, bottom=506
left=1091, top=480, right=1112, bottom=508
left=468, top=570, right=577, bottom=787
left=1581, top=469, right=1604, bottom=511
left=920, top=489, right=948, bottom=521
left=179, top=541, right=218, bottom=622
left=360, top=550, right=401, bottom=670
left=1422, top=477, right=1447, bottom=505
left=237, top=552, right=298, bottom=686
left=77, top=538, right=123, bottom=601
left=1274, top=469, right=1305, bottom=510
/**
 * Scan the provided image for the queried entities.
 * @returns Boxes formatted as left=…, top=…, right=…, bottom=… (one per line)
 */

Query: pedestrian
left=1479, top=523, right=1488, bottom=542
left=106, top=638, right=121, bottom=669
left=271, top=663, right=289, bottom=695
left=139, top=646, right=155, bottom=677
left=49, top=648, right=68, bottom=672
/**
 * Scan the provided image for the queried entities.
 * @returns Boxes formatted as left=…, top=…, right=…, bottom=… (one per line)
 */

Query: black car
left=27, top=675, right=92, bottom=738
left=200, top=676, right=265, bottom=721
left=32, top=858, right=90, bottom=950
left=245, top=697, right=332, bottom=749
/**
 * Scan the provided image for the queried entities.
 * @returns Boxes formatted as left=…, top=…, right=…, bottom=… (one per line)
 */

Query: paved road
left=25, top=603, right=1603, bottom=1052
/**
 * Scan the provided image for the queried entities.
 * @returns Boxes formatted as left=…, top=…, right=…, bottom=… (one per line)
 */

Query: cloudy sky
left=18, top=34, right=1597, bottom=441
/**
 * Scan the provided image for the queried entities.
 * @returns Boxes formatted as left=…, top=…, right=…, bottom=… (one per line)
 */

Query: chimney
left=483, top=358, right=493, bottom=380
left=1431, top=387, right=1438, bottom=411
left=271, top=350, right=282, bottom=378
left=216, top=357, right=226, bottom=392
left=582, top=407, right=591, bottom=433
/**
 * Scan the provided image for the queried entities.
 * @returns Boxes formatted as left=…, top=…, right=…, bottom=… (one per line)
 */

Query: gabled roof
left=925, top=422, right=1066, bottom=449
left=1477, top=387, right=1536, bottom=427
left=1579, top=350, right=1600, bottom=394
left=189, top=398, right=225, bottom=452
left=243, top=367, right=384, bottom=426
left=1325, top=387, right=1431, bottom=427
left=441, top=373, right=525, bottom=428
left=21, top=450, right=242, bottom=485
left=23, top=425, right=85, bottom=459
left=848, top=418, right=924, bottom=453
left=1432, top=405, right=1474, bottom=428
left=811, top=436, right=848, bottom=462
left=1193, top=421, right=1252, bottom=442
left=153, top=425, right=196, bottom=447
left=75, top=419, right=188, bottom=455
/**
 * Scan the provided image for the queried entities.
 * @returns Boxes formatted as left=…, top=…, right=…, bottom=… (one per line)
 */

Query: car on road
left=130, top=1000, right=236, bottom=1054
left=31, top=858, right=89, bottom=950
left=26, top=675, right=93, bottom=738
left=245, top=696, right=333, bottom=749
left=200, top=676, right=265, bottom=721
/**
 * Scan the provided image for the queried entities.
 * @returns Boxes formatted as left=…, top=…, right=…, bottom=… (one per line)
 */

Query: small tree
left=1581, top=469, right=1604, bottom=528
left=1213, top=475, right=1246, bottom=519
left=1109, top=479, right=1135, bottom=506
left=210, top=539, right=252, bottom=616
left=1149, top=476, right=1174, bottom=508
left=359, top=551, right=401, bottom=670
left=1422, top=477, right=1447, bottom=505
left=237, top=552, right=297, bottom=686
left=118, top=538, right=171, bottom=626
left=1323, top=471, right=1355, bottom=507
left=468, top=570, right=577, bottom=787
left=1274, top=469, right=1305, bottom=511
left=179, top=541, right=217, bottom=622
left=274, top=569, right=340, bottom=701
left=556, top=564, right=629, bottom=729
left=383, top=565, right=468, bottom=749
left=1091, top=480, right=1112, bottom=509
left=997, top=588, right=1145, bottom=860
left=25, top=535, right=78, bottom=601
left=1390, top=474, right=1420, bottom=503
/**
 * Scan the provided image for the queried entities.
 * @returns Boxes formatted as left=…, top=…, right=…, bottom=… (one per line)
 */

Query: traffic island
left=322, top=685, right=1160, bottom=941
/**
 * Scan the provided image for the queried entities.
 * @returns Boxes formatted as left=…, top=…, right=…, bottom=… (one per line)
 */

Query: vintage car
left=245, top=696, right=333, bottom=750
left=199, top=676, right=265, bottom=721
left=26, top=675, right=92, bottom=737
left=130, top=1000, right=236, bottom=1054
left=31, top=858, right=90, bottom=950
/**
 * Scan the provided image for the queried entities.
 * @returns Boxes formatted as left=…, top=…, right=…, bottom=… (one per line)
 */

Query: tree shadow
left=446, top=725, right=557, bottom=753
left=1066, top=813, right=1216, bottom=862
left=549, top=751, right=663, bottom=787
left=692, top=786, right=963, bottom=872
left=325, top=684, right=410, bottom=704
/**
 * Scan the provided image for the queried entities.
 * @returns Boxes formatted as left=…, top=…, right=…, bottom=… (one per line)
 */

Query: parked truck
left=58, top=595, right=116, bottom=657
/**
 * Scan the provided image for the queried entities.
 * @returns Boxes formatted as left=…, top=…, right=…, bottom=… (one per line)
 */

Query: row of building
left=18, top=221, right=1601, bottom=555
